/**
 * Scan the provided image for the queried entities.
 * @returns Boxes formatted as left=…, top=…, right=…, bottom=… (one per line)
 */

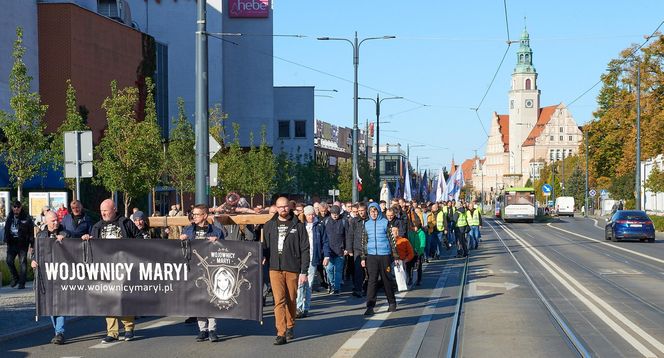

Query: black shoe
left=352, top=291, right=362, bottom=298
left=184, top=317, right=197, bottom=324
left=101, top=336, right=117, bottom=344
left=416, top=281, right=421, bottom=286
left=196, top=331, right=209, bottom=342
left=388, top=304, right=397, bottom=312
left=9, top=278, right=17, bottom=288
left=286, top=328, right=295, bottom=340
left=333, top=290, right=340, bottom=295
left=51, top=333, right=64, bottom=345
left=302, top=310, right=309, bottom=318
left=273, top=336, right=287, bottom=345
left=17, top=284, right=25, bottom=289
left=209, top=331, right=219, bottom=342
left=123, top=330, right=134, bottom=341
left=295, top=310, right=303, bottom=319
left=364, top=307, right=375, bottom=316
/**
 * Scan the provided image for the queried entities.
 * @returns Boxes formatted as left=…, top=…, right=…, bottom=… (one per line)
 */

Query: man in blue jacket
left=361, top=202, right=401, bottom=315
left=296, top=205, right=324, bottom=318
left=60, top=200, right=92, bottom=238
left=180, top=204, right=224, bottom=343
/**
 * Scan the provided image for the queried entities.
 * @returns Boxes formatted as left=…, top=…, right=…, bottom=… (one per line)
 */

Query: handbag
left=394, top=263, right=408, bottom=292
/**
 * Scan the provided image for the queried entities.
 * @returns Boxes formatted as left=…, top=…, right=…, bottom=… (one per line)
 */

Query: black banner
left=35, top=239, right=263, bottom=321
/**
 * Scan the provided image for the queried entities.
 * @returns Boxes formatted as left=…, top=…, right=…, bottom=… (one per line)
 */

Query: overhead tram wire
left=469, top=0, right=513, bottom=141
left=565, top=19, right=664, bottom=108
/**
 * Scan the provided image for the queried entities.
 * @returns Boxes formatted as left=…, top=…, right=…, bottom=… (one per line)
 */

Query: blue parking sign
left=542, top=184, right=553, bottom=196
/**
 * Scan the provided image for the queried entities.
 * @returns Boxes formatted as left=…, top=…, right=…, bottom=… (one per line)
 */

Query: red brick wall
left=38, top=3, right=144, bottom=143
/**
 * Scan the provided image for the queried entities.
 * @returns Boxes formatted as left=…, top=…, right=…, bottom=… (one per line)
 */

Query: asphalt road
left=2, top=217, right=663, bottom=357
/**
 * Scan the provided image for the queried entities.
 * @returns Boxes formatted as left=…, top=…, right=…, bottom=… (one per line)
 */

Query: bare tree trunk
left=17, top=182, right=22, bottom=203
left=123, top=193, right=131, bottom=218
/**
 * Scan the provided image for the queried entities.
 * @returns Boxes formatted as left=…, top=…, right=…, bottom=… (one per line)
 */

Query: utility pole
left=585, top=128, right=589, bottom=217
left=194, top=0, right=209, bottom=205
left=636, top=63, right=642, bottom=210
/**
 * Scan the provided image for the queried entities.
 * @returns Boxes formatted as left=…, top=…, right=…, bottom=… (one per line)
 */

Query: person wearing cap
left=3, top=200, right=34, bottom=289
left=296, top=205, right=324, bottom=318
left=132, top=211, right=157, bottom=239
left=323, top=205, right=347, bottom=295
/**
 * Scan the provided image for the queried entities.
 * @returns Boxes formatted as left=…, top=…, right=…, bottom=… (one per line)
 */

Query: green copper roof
left=514, top=27, right=536, bottom=73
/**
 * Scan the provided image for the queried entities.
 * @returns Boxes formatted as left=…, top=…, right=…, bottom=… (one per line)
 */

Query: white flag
left=446, top=167, right=465, bottom=201
left=404, top=163, right=412, bottom=201
left=436, top=169, right=447, bottom=202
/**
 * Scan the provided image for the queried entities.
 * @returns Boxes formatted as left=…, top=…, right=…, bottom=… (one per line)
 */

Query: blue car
left=605, top=210, right=656, bottom=242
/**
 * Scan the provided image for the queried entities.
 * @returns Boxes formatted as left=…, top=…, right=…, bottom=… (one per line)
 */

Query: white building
left=478, top=28, right=583, bottom=193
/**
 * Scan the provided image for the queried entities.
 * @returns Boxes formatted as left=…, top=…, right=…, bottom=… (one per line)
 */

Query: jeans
left=423, top=234, right=431, bottom=259
left=296, top=263, right=317, bottom=313
left=435, top=232, right=446, bottom=256
left=6, top=245, right=28, bottom=285
left=197, top=318, right=217, bottom=332
left=447, top=223, right=456, bottom=248
left=51, top=316, right=65, bottom=335
left=325, top=256, right=345, bottom=292
left=469, top=226, right=480, bottom=249
left=454, top=227, right=468, bottom=257
left=352, top=254, right=366, bottom=294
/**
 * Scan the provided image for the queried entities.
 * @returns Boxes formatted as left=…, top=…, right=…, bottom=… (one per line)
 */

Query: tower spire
left=515, top=21, right=535, bottom=73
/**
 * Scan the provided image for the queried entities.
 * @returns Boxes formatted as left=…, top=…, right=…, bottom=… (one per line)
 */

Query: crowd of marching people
left=3, top=193, right=482, bottom=346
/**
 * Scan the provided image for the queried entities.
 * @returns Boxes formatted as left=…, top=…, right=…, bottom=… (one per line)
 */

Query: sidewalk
left=0, top=282, right=55, bottom=342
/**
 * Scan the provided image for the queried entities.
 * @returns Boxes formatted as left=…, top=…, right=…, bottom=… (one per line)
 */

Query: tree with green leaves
left=167, top=97, right=195, bottom=204
left=254, top=126, right=276, bottom=205
left=0, top=27, right=50, bottom=200
left=645, top=165, right=664, bottom=194
left=337, top=160, right=353, bottom=202
left=52, top=79, right=91, bottom=198
left=217, top=123, right=246, bottom=195
left=95, top=79, right=164, bottom=217
left=273, top=151, right=297, bottom=195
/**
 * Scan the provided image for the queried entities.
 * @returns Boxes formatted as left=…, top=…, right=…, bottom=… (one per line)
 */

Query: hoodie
left=361, top=202, right=398, bottom=260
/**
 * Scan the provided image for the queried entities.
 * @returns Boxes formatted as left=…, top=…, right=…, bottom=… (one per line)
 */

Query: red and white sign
left=228, top=0, right=269, bottom=18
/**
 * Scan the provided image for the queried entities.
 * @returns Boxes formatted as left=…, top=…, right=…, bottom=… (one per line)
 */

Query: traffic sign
left=589, top=189, right=596, bottom=197
left=547, top=200, right=554, bottom=206
left=542, top=184, right=553, bottom=196
left=209, top=135, right=221, bottom=159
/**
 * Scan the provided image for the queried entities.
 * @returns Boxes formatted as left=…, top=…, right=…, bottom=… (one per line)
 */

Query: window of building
left=556, top=149, right=561, bottom=160
left=568, top=135, right=573, bottom=141
left=559, top=136, right=564, bottom=141
left=294, top=120, right=306, bottom=138
left=385, top=160, right=397, bottom=175
left=525, top=78, right=531, bottom=90
left=278, top=121, right=290, bottom=138
left=550, top=149, right=555, bottom=161
left=550, top=135, right=554, bottom=141
left=559, top=127, right=564, bottom=133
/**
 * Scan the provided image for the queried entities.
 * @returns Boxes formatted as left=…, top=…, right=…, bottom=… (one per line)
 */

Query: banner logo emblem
left=193, top=249, right=252, bottom=310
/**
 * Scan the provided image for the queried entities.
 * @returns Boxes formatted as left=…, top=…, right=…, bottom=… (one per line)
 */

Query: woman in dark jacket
left=296, top=205, right=325, bottom=318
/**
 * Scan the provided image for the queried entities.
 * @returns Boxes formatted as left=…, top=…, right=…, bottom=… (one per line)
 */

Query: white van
left=555, top=196, right=575, bottom=217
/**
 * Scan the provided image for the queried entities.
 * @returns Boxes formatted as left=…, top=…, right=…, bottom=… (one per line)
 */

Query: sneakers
left=273, top=336, right=287, bottom=345
left=208, top=331, right=219, bottom=342
left=196, top=331, right=209, bottom=342
left=123, top=330, right=134, bottom=341
left=286, top=328, right=295, bottom=340
left=9, top=278, right=17, bottom=288
left=364, top=307, right=375, bottom=316
left=101, top=336, right=117, bottom=344
left=295, top=310, right=303, bottom=319
left=17, top=284, right=25, bottom=289
left=51, top=333, right=64, bottom=345
left=351, top=291, right=362, bottom=298
left=184, top=317, right=197, bottom=324
left=301, top=310, right=309, bottom=318
left=332, top=290, right=340, bottom=295
left=388, top=304, right=397, bottom=312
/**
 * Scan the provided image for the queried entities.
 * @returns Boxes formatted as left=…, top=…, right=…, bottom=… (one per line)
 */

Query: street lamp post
left=585, top=127, right=589, bottom=217
left=194, top=0, right=208, bottom=205
left=636, top=63, right=642, bottom=210
left=318, top=32, right=395, bottom=202
left=359, top=94, right=402, bottom=189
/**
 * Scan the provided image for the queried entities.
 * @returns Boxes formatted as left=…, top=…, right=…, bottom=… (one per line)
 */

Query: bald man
left=32, top=211, right=70, bottom=345
left=83, top=199, right=140, bottom=344
left=263, top=197, right=310, bottom=345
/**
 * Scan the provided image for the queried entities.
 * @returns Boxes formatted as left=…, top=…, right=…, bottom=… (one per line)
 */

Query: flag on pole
left=404, top=163, right=412, bottom=201
left=395, top=178, right=402, bottom=199
left=421, top=170, right=429, bottom=202
left=429, top=172, right=438, bottom=202
left=436, top=169, right=447, bottom=202
left=356, top=167, right=363, bottom=192
left=446, top=167, right=465, bottom=201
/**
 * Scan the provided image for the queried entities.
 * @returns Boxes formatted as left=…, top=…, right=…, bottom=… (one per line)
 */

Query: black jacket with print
left=263, top=213, right=310, bottom=274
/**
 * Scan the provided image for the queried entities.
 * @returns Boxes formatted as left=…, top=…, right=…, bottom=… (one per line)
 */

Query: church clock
left=525, top=99, right=533, bottom=108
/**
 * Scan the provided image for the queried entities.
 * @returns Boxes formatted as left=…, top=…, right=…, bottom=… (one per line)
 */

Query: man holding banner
left=180, top=204, right=224, bottom=343
left=82, top=199, right=140, bottom=344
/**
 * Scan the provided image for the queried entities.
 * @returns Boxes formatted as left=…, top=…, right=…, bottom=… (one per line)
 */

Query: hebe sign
left=229, top=0, right=269, bottom=18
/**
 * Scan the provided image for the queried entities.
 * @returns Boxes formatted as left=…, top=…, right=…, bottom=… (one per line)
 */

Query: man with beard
left=82, top=199, right=140, bottom=343
left=263, top=197, right=310, bottom=345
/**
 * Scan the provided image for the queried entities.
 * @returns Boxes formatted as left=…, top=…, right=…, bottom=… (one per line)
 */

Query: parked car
left=605, top=210, right=656, bottom=242
left=555, top=196, right=575, bottom=217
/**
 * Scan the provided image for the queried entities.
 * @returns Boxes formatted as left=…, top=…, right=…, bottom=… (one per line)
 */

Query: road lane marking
left=141, top=319, right=177, bottom=330
left=590, top=218, right=604, bottom=230
left=547, top=223, right=664, bottom=265
left=89, top=341, right=122, bottom=349
left=499, top=223, right=662, bottom=357
left=398, top=265, right=452, bottom=358
left=332, top=292, right=406, bottom=358
left=466, top=281, right=519, bottom=298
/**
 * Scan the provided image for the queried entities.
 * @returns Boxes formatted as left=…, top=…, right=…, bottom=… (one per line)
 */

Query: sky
left=271, top=0, right=664, bottom=173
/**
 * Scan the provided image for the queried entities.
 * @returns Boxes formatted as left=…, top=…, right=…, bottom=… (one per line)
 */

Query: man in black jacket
left=82, top=199, right=140, bottom=344
left=263, top=197, right=310, bottom=346
left=3, top=200, right=34, bottom=289
left=323, top=205, right=347, bottom=295
left=347, top=202, right=368, bottom=297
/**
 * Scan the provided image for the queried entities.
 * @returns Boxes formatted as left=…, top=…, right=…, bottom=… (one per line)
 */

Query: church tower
left=508, top=27, right=540, bottom=177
